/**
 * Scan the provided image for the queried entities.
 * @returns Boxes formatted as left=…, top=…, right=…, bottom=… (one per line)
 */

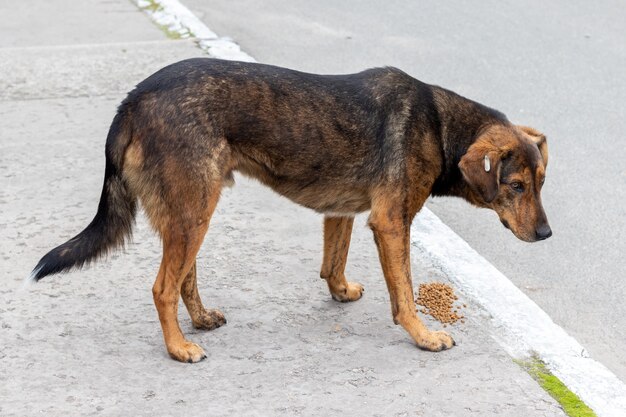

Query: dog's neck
left=429, top=86, right=507, bottom=203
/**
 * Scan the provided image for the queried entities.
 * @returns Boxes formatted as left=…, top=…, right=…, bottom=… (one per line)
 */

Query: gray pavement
left=0, top=0, right=165, bottom=48
left=184, top=0, right=626, bottom=382
left=0, top=1, right=569, bottom=416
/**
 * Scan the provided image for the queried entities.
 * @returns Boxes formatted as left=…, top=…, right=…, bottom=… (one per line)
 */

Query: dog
left=29, top=59, right=551, bottom=362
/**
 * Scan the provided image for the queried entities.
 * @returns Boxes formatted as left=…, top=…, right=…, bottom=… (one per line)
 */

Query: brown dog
left=30, top=59, right=550, bottom=362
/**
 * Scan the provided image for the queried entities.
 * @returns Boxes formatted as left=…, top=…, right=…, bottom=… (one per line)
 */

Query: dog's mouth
left=501, top=220, right=540, bottom=243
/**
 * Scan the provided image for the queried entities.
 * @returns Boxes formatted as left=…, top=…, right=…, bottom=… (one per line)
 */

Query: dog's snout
left=535, top=224, right=552, bottom=241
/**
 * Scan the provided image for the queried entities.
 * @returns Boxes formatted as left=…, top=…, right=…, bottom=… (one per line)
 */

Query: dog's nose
left=535, top=224, right=552, bottom=240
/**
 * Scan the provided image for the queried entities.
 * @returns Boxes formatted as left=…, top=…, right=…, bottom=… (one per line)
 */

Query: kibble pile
left=416, top=282, right=465, bottom=326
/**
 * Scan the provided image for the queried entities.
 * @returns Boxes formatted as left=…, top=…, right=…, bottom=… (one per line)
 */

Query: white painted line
left=135, top=1, right=626, bottom=416
left=412, top=208, right=626, bottom=417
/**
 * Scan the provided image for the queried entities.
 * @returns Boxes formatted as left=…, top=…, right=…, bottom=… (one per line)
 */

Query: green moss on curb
left=515, top=356, right=597, bottom=417
left=135, top=0, right=186, bottom=39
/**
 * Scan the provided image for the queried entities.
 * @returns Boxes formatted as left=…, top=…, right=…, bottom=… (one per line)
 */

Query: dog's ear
left=518, top=125, right=548, bottom=167
left=458, top=142, right=503, bottom=203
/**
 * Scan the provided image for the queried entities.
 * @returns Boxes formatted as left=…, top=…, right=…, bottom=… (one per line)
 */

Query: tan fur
left=150, top=184, right=222, bottom=362
left=368, top=190, right=454, bottom=351
left=320, top=216, right=364, bottom=302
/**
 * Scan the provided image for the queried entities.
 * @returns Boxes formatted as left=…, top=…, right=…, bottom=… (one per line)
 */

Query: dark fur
left=31, top=112, right=136, bottom=279
left=30, top=59, right=550, bottom=361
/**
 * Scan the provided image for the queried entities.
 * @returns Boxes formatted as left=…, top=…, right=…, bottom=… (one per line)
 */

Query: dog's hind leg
left=181, top=261, right=227, bottom=330
left=320, top=216, right=364, bottom=302
left=151, top=183, right=222, bottom=363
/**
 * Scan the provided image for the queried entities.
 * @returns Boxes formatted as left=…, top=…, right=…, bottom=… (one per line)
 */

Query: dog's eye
left=510, top=182, right=524, bottom=192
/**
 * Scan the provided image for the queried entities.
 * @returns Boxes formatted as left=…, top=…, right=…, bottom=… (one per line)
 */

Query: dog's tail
left=28, top=109, right=137, bottom=283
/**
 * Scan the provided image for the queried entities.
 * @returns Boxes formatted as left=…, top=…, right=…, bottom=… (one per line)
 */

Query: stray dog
left=30, top=59, right=551, bottom=362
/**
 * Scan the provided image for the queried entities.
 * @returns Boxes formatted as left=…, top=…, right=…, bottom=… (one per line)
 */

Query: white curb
left=136, top=0, right=254, bottom=62
left=135, top=1, right=626, bottom=415
left=412, top=209, right=626, bottom=417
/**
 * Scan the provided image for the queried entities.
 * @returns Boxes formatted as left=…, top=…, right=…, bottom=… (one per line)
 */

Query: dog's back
left=122, top=59, right=438, bottom=214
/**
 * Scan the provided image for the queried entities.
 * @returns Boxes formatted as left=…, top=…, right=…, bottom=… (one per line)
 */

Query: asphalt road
left=184, top=0, right=626, bottom=380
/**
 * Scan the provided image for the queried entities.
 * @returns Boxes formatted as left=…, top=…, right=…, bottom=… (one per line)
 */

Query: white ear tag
left=484, top=155, right=491, bottom=172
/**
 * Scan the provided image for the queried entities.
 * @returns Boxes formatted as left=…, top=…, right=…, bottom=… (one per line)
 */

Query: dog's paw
left=331, top=282, right=364, bottom=302
left=193, top=309, right=227, bottom=331
left=168, top=341, right=207, bottom=363
left=415, top=330, right=455, bottom=352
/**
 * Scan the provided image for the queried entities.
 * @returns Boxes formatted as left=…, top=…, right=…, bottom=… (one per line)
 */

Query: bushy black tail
left=29, top=111, right=136, bottom=282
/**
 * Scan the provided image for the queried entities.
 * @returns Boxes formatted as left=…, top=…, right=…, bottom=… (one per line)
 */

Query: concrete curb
left=134, top=1, right=626, bottom=416
left=136, top=0, right=254, bottom=61
left=412, top=209, right=626, bottom=417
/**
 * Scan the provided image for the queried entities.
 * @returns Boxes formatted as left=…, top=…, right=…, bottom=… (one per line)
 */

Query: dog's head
left=458, top=124, right=551, bottom=242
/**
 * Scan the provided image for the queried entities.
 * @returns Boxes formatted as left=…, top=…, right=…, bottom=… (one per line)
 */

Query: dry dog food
left=416, top=282, right=465, bottom=326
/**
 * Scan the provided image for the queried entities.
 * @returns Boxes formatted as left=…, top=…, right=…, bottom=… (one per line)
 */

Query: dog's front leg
left=369, top=205, right=455, bottom=352
left=320, top=216, right=364, bottom=302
